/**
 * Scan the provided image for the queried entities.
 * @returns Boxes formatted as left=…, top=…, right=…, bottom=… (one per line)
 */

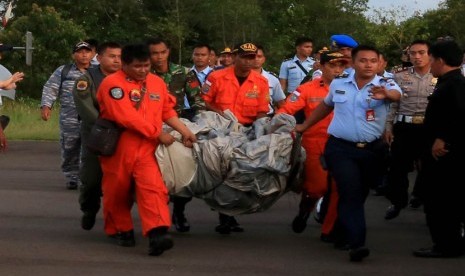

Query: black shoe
left=172, top=212, right=190, bottom=233
left=413, top=247, right=462, bottom=258
left=349, top=247, right=370, bottom=262
left=81, top=212, right=96, bottom=230
left=292, top=212, right=310, bottom=233
left=66, top=181, right=78, bottom=190
left=384, top=205, right=401, bottom=220
left=148, top=228, right=174, bottom=256
left=110, top=230, right=135, bottom=247
left=409, top=196, right=422, bottom=209
left=215, top=223, right=231, bottom=235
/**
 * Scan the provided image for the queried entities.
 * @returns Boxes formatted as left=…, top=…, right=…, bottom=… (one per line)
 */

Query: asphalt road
left=0, top=141, right=464, bottom=276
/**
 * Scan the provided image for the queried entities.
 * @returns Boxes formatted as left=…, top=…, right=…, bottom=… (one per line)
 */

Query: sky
left=367, top=0, right=443, bottom=19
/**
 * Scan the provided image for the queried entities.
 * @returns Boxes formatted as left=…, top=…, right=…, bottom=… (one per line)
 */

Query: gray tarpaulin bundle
left=156, top=110, right=305, bottom=215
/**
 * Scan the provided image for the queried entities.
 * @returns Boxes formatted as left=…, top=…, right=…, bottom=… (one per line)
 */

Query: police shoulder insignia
left=283, top=57, right=292, bottom=62
left=76, top=80, right=88, bottom=91
left=110, top=87, right=124, bottom=100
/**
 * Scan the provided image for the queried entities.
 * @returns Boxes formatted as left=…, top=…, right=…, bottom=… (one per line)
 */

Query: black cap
left=73, top=41, right=92, bottom=53
left=232, top=42, right=257, bottom=56
left=320, top=50, right=349, bottom=65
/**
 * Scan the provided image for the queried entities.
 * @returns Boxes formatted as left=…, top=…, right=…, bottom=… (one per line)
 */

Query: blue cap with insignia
left=330, top=34, right=358, bottom=49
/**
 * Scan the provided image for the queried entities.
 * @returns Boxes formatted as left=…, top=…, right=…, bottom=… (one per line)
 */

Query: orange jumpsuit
left=97, top=70, right=177, bottom=237
left=202, top=67, right=269, bottom=125
left=277, top=78, right=338, bottom=235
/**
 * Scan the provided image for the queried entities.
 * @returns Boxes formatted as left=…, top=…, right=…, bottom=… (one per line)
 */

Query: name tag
left=335, top=90, right=345, bottom=94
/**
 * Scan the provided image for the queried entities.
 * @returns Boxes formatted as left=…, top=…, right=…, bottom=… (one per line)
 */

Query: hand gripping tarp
left=155, top=111, right=305, bottom=215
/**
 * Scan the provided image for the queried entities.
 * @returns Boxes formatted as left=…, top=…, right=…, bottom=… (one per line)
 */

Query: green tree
left=0, top=4, right=86, bottom=98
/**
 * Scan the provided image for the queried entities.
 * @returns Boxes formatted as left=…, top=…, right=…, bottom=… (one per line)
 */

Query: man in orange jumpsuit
left=97, top=44, right=196, bottom=256
left=202, top=42, right=269, bottom=234
left=277, top=51, right=348, bottom=240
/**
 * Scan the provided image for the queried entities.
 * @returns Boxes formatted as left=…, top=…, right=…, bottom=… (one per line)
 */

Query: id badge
left=366, top=109, right=375, bottom=121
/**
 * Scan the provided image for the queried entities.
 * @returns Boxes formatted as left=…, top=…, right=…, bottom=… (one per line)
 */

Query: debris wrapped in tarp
left=155, top=110, right=305, bottom=215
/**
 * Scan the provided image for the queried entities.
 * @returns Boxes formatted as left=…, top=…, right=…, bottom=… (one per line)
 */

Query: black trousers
left=386, top=123, right=427, bottom=207
left=324, top=136, right=387, bottom=249
left=422, top=150, right=465, bottom=253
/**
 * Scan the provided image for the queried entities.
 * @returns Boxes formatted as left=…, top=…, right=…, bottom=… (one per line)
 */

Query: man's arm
left=279, top=79, right=288, bottom=94
left=164, top=117, right=197, bottom=148
left=295, top=101, right=333, bottom=132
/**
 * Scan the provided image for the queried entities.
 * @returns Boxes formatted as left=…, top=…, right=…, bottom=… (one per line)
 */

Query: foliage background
left=0, top=0, right=460, bottom=99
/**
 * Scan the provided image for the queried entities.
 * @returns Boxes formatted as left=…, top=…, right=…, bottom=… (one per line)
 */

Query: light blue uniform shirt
left=324, top=72, right=402, bottom=142
left=191, top=66, right=213, bottom=85
left=261, top=69, right=286, bottom=114
left=279, top=55, right=314, bottom=93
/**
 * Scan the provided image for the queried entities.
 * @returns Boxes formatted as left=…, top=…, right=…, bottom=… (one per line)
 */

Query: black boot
left=172, top=196, right=191, bottom=232
left=148, top=227, right=174, bottom=256
left=292, top=194, right=317, bottom=233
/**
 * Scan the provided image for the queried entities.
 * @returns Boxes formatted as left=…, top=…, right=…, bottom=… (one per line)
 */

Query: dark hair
left=146, top=37, right=170, bottom=48
left=193, top=43, right=211, bottom=52
left=295, top=37, right=313, bottom=47
left=351, top=45, right=380, bottom=60
left=430, top=40, right=463, bottom=67
left=121, top=44, right=150, bottom=64
left=409, top=39, right=431, bottom=54
left=255, top=44, right=265, bottom=55
left=84, top=38, right=99, bottom=49
left=97, top=42, right=122, bottom=55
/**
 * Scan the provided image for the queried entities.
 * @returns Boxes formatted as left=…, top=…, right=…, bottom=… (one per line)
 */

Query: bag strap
left=294, top=60, right=309, bottom=75
left=58, top=63, right=73, bottom=95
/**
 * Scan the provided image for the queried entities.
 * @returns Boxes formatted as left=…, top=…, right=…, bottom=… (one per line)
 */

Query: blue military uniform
left=279, top=56, right=314, bottom=94
left=41, top=63, right=92, bottom=188
left=322, top=72, right=401, bottom=256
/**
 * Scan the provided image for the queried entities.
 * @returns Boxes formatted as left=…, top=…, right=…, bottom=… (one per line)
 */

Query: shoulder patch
left=110, top=87, right=124, bottom=100
left=201, top=81, right=211, bottom=94
left=335, top=73, right=349, bottom=79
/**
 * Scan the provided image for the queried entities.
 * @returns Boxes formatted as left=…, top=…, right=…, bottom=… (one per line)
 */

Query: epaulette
left=335, top=73, right=349, bottom=79
left=213, top=65, right=225, bottom=71
left=267, top=70, right=279, bottom=78
left=282, top=57, right=292, bottom=62
left=392, top=65, right=408, bottom=74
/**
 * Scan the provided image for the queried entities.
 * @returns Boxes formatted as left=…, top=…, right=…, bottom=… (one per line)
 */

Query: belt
left=330, top=135, right=380, bottom=149
left=396, top=114, right=424, bottom=124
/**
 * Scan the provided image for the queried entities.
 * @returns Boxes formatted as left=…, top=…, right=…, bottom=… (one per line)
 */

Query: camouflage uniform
left=152, top=62, right=204, bottom=118
left=41, top=64, right=90, bottom=186
left=72, top=66, right=105, bottom=215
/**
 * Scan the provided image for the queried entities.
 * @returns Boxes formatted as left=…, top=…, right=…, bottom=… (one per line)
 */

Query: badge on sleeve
left=289, top=91, right=300, bottom=102
left=129, top=89, right=141, bottom=102
left=149, top=93, right=160, bottom=101
left=110, top=87, right=124, bottom=100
